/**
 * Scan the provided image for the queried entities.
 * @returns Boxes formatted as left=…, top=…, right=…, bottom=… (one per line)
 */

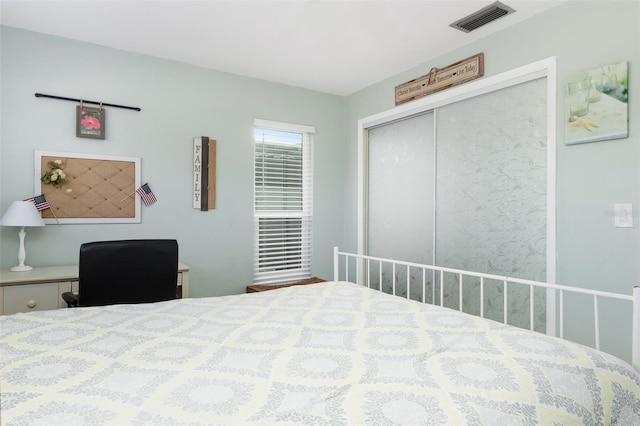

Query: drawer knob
left=26, top=299, right=37, bottom=309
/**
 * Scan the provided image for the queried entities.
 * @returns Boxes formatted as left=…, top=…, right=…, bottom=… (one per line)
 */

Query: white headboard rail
left=333, top=247, right=640, bottom=373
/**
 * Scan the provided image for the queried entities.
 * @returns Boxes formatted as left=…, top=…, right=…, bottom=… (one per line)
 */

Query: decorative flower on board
left=41, top=159, right=67, bottom=188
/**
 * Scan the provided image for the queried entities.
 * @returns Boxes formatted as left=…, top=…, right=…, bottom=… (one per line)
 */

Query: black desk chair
left=62, top=239, right=179, bottom=307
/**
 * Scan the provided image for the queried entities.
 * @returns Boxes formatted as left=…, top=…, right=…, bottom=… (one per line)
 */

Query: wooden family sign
left=193, top=136, right=216, bottom=210
left=395, top=53, right=484, bottom=105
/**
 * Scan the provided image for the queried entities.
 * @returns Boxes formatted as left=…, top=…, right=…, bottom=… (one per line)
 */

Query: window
left=253, top=119, right=314, bottom=285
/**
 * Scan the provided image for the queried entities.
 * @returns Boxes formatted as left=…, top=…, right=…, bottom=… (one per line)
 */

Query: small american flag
left=24, top=194, right=51, bottom=211
left=136, top=183, right=157, bottom=206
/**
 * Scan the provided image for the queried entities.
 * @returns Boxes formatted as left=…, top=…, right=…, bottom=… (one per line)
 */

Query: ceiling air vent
left=449, top=1, right=515, bottom=33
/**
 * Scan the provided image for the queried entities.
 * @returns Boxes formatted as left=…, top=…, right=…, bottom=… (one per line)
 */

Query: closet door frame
left=357, top=56, right=557, bottom=335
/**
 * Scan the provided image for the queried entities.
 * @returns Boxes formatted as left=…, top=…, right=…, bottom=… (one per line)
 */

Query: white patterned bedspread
left=2, top=281, right=640, bottom=425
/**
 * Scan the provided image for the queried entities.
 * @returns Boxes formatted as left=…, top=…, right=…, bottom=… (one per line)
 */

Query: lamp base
left=9, top=265, right=33, bottom=272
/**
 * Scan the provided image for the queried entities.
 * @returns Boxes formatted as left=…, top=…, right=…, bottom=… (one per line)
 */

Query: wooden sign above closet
left=395, top=53, right=484, bottom=105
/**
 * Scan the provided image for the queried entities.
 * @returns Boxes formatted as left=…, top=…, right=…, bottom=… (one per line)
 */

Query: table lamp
left=1, top=200, right=46, bottom=271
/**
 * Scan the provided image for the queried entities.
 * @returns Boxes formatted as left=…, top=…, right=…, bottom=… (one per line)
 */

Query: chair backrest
left=78, top=239, right=178, bottom=307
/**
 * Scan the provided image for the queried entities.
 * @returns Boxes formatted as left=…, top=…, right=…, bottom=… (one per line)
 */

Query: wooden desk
left=0, top=263, right=190, bottom=315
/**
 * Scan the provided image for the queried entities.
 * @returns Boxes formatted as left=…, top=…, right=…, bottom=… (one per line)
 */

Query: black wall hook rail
left=35, top=93, right=141, bottom=111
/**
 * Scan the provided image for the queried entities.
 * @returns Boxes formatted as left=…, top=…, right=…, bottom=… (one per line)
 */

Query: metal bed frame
left=332, top=247, right=640, bottom=373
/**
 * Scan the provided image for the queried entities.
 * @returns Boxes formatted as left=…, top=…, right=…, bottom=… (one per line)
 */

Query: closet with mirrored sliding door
left=361, top=59, right=555, bottom=332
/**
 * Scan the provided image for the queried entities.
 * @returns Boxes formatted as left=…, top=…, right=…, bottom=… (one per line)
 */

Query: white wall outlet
left=614, top=204, right=633, bottom=228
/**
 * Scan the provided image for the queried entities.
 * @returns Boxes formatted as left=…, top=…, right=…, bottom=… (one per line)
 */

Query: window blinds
left=254, top=120, right=314, bottom=285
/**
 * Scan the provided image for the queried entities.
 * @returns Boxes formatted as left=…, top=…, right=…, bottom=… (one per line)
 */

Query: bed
left=2, top=248, right=640, bottom=425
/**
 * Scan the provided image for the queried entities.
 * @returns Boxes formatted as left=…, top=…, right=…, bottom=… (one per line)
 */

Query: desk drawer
left=3, top=283, right=60, bottom=315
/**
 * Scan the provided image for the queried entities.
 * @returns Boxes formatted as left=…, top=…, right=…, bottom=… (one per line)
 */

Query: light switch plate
left=614, top=204, right=633, bottom=228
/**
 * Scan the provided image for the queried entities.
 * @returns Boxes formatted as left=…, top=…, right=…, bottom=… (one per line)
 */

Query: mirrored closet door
left=366, top=77, right=548, bottom=331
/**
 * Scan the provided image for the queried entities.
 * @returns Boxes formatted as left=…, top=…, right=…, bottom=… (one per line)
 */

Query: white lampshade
left=1, top=201, right=46, bottom=227
left=1, top=201, right=46, bottom=271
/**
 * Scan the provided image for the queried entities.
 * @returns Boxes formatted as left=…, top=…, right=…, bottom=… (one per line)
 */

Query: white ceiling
left=0, top=0, right=565, bottom=96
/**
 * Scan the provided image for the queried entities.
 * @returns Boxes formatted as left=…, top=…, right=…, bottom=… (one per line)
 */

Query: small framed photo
left=76, top=106, right=105, bottom=139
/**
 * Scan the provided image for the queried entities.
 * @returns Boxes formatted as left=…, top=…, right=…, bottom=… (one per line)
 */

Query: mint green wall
left=344, top=1, right=640, bottom=361
left=0, top=26, right=345, bottom=296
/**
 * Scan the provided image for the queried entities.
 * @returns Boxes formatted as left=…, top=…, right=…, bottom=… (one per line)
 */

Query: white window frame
left=253, top=118, right=315, bottom=285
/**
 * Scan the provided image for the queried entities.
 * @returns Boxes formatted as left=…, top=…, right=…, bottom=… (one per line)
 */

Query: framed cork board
left=34, top=151, right=141, bottom=224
